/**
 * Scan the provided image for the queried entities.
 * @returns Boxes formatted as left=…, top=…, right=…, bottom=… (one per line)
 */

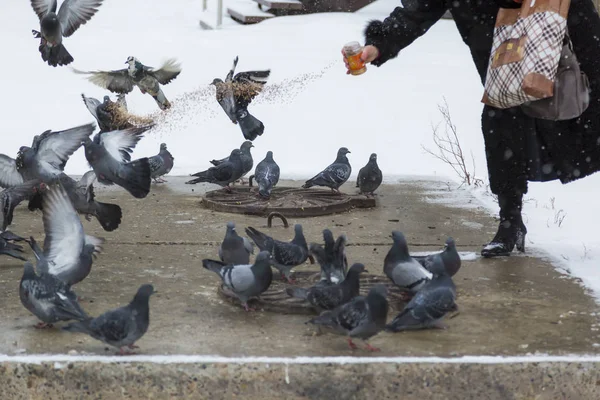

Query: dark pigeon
left=253, top=151, right=280, bottom=199
left=218, top=222, right=254, bottom=265
left=245, top=224, right=310, bottom=283
left=307, top=284, right=389, bottom=352
left=384, top=231, right=433, bottom=299
left=19, top=262, right=88, bottom=329
left=302, top=147, right=352, bottom=194
left=0, top=180, right=46, bottom=231
left=286, top=263, right=365, bottom=312
left=309, top=229, right=348, bottom=285
left=356, top=153, right=383, bottom=196
left=211, top=56, right=271, bottom=141
left=203, top=250, right=273, bottom=312
left=0, top=231, right=27, bottom=261
left=82, top=93, right=133, bottom=133
left=207, top=141, right=254, bottom=183
left=413, top=237, right=462, bottom=277
left=30, top=0, right=104, bottom=67
left=83, top=125, right=154, bottom=199
left=185, top=149, right=244, bottom=191
left=386, top=258, right=458, bottom=332
left=63, top=284, right=155, bottom=354
left=149, top=143, right=175, bottom=183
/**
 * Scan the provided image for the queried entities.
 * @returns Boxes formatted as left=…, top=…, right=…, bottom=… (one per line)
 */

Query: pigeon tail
left=306, top=311, right=335, bottom=327
left=285, top=287, right=309, bottom=300
left=117, top=158, right=152, bottom=198
left=236, top=108, right=264, bottom=141
left=185, top=170, right=211, bottom=185
left=202, top=259, right=226, bottom=275
left=62, top=319, right=94, bottom=334
left=151, top=88, right=171, bottom=110
left=244, top=227, right=271, bottom=252
left=39, top=41, right=74, bottom=67
left=94, top=202, right=123, bottom=232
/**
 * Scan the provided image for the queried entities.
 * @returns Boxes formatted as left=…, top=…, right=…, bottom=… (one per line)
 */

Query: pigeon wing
left=30, top=0, right=57, bottom=20
left=273, top=242, right=304, bottom=265
left=224, top=264, right=255, bottom=293
left=0, top=155, right=24, bottom=188
left=413, top=284, right=457, bottom=321
left=58, top=0, right=104, bottom=37
left=336, top=297, right=368, bottom=331
left=148, top=59, right=182, bottom=85
left=233, top=70, right=270, bottom=108
left=0, top=180, right=39, bottom=231
left=35, top=123, right=95, bottom=173
left=89, top=307, right=131, bottom=343
left=211, top=162, right=235, bottom=182
left=148, top=154, right=163, bottom=174
left=81, top=94, right=101, bottom=122
left=73, top=68, right=134, bottom=94
left=225, top=56, right=239, bottom=82
left=99, top=126, right=152, bottom=163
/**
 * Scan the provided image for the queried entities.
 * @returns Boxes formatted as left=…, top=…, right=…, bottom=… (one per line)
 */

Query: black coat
left=364, top=0, right=600, bottom=195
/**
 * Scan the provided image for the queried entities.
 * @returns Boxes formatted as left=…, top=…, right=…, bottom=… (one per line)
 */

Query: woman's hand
left=342, top=45, right=380, bottom=74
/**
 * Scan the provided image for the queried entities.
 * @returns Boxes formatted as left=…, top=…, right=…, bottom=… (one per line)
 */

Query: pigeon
left=211, top=56, right=271, bottom=141
left=286, top=263, right=365, bottom=312
left=208, top=141, right=254, bottom=183
left=185, top=149, right=244, bottom=191
left=203, top=250, right=273, bottom=312
left=0, top=123, right=95, bottom=188
left=0, top=231, right=27, bottom=261
left=218, top=222, right=254, bottom=265
left=82, top=93, right=133, bottom=133
left=302, top=147, right=352, bottom=194
left=356, top=153, right=383, bottom=196
left=413, top=237, right=462, bottom=277
left=306, top=284, right=389, bottom=352
left=30, top=0, right=104, bottom=67
left=28, top=182, right=104, bottom=286
left=0, top=180, right=46, bottom=231
left=83, top=126, right=154, bottom=199
left=309, top=229, right=348, bottom=285
left=253, top=151, right=280, bottom=199
left=149, top=143, right=175, bottom=183
left=386, top=258, right=458, bottom=332
left=63, top=284, right=155, bottom=354
left=73, top=57, right=182, bottom=110
left=245, top=224, right=310, bottom=283
left=19, top=262, right=88, bottom=329
left=384, top=231, right=433, bottom=299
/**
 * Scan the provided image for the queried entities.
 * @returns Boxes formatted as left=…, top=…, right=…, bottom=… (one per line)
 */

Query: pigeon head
left=255, top=250, right=273, bottom=264
left=125, top=56, right=138, bottom=65
left=134, top=284, right=156, bottom=300
left=265, top=151, right=274, bottom=160
left=338, top=147, right=351, bottom=156
left=103, top=95, right=110, bottom=104
left=41, top=14, right=59, bottom=31
left=444, top=237, right=456, bottom=250
left=370, top=284, right=388, bottom=298
left=226, top=221, right=236, bottom=232
left=160, top=143, right=167, bottom=151
left=389, top=231, right=410, bottom=258
left=294, top=224, right=303, bottom=235
left=347, top=263, right=367, bottom=276
left=240, top=141, right=254, bottom=152
left=211, top=78, right=223, bottom=86
left=369, top=153, right=377, bottom=162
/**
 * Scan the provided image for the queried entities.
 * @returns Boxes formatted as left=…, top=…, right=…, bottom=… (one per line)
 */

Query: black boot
left=481, top=192, right=527, bottom=257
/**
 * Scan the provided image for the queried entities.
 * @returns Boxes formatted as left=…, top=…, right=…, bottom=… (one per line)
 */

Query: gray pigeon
left=356, top=153, right=383, bottom=196
left=0, top=231, right=27, bottom=261
left=31, top=0, right=104, bottom=67
left=74, top=57, right=182, bottom=110
left=302, top=147, right=352, bottom=194
left=245, top=224, right=310, bottom=283
left=384, top=231, right=433, bottom=299
left=218, top=222, right=254, bottom=265
left=310, top=229, right=348, bottom=285
left=63, top=284, right=155, bottom=354
left=19, top=262, right=88, bottom=329
left=413, top=237, right=462, bottom=277
left=185, top=149, right=244, bottom=191
left=149, top=143, right=175, bottom=183
left=82, top=93, right=133, bottom=133
left=286, top=263, right=365, bottom=312
left=0, top=123, right=95, bottom=188
left=83, top=126, right=154, bottom=199
left=0, top=180, right=46, bottom=231
left=207, top=141, right=254, bottom=183
left=203, top=250, right=273, bottom=312
left=28, top=182, right=103, bottom=286
left=253, top=151, right=280, bottom=199
left=307, top=284, right=389, bottom=352
left=211, top=56, right=271, bottom=141
left=386, top=258, right=458, bottom=332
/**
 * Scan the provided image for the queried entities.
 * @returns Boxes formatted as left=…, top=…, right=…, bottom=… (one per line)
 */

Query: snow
left=1, top=0, right=600, bottom=302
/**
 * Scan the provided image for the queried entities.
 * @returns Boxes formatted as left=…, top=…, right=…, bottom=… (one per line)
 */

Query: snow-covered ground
left=2, top=0, right=599, bottom=300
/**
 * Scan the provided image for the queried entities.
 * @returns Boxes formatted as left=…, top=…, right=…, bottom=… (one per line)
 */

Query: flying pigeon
left=81, top=93, right=133, bottom=133
left=302, top=147, right=352, bottom=194
left=386, top=258, right=458, bottom=332
left=356, top=153, right=382, bottom=196
left=185, top=149, right=244, bottom=191
left=73, top=57, right=182, bottom=110
left=310, top=229, right=348, bottom=285
left=253, top=151, right=280, bottom=199
left=83, top=126, right=154, bottom=199
left=63, top=284, right=155, bottom=354
left=244, top=224, right=309, bottom=283
left=149, top=143, right=175, bottom=183
left=0, top=180, right=47, bottom=232
left=28, top=182, right=104, bottom=286
left=211, top=56, right=271, bottom=141
left=286, top=263, right=365, bottom=312
left=203, top=250, right=273, bottom=312
left=30, top=0, right=104, bottom=67
left=218, top=222, right=254, bottom=265
left=384, top=231, right=433, bottom=299
left=19, top=262, right=88, bottom=329
left=306, top=284, right=389, bottom=352
left=0, top=231, right=28, bottom=261
left=413, top=237, right=462, bottom=277
left=0, top=123, right=95, bottom=188
left=208, top=141, right=254, bottom=184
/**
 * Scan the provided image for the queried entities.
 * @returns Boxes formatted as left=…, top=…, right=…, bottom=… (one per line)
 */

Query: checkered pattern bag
left=482, top=0, right=571, bottom=109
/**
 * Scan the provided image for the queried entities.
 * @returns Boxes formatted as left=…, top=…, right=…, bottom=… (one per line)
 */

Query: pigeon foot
left=398, top=292, right=414, bottom=302
left=128, top=344, right=140, bottom=349
left=363, top=342, right=380, bottom=352
left=34, top=322, right=53, bottom=329
left=242, top=303, right=257, bottom=312
left=117, top=347, right=136, bottom=355
left=347, top=338, right=358, bottom=350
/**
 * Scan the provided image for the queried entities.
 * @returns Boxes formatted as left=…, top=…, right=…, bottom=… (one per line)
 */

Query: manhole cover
left=217, top=271, right=406, bottom=315
left=202, top=186, right=376, bottom=217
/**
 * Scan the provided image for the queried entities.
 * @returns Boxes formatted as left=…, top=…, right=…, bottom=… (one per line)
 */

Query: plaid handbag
left=482, top=0, right=571, bottom=109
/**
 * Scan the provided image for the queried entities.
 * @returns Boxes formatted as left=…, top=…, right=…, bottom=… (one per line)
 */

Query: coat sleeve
left=364, top=0, right=448, bottom=66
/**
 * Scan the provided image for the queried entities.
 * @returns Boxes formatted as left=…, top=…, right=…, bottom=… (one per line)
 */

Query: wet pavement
left=1, top=178, right=599, bottom=357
